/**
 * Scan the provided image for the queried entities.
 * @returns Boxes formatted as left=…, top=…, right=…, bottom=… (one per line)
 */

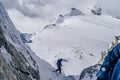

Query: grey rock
left=0, top=1, right=40, bottom=80
left=79, top=64, right=101, bottom=80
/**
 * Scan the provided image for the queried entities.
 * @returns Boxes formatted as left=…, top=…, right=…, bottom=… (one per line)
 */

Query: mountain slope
left=28, top=11, right=120, bottom=76
left=1, top=0, right=120, bottom=79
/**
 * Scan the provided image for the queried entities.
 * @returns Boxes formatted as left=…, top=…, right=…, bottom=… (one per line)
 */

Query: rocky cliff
left=0, top=1, right=40, bottom=80
left=79, top=64, right=100, bottom=80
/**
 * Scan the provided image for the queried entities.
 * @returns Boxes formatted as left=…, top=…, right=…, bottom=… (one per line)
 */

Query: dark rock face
left=69, top=8, right=84, bottom=16
left=67, top=76, right=76, bottom=80
left=0, top=1, right=40, bottom=80
left=91, top=7, right=102, bottom=15
left=79, top=64, right=101, bottom=80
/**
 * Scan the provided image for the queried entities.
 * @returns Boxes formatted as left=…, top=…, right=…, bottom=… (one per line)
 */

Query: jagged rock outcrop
left=56, top=15, right=64, bottom=24
left=0, top=1, right=40, bottom=80
left=79, top=64, right=101, bottom=80
left=43, top=8, right=84, bottom=30
left=69, top=8, right=84, bottom=16
left=91, top=7, right=102, bottom=15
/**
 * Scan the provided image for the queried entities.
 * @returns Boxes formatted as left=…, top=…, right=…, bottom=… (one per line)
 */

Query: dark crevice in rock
left=0, top=24, right=7, bottom=48
left=15, top=67, right=30, bottom=75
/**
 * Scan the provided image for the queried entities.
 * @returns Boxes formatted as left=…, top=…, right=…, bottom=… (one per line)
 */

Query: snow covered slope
left=28, top=11, right=120, bottom=76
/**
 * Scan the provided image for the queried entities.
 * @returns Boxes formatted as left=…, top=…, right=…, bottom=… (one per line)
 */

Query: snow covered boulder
left=69, top=8, right=84, bottom=16
left=91, top=7, right=102, bottom=15
left=79, top=64, right=101, bottom=80
left=56, top=15, right=64, bottom=24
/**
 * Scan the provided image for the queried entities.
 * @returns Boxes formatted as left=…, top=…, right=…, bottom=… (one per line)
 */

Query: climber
left=55, top=58, right=63, bottom=74
left=55, top=58, right=67, bottom=74
left=97, top=35, right=120, bottom=80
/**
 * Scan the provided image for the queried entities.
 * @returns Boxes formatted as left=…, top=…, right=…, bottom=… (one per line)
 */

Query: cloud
left=7, top=9, right=49, bottom=33
left=0, top=0, right=97, bottom=33
left=0, top=0, right=96, bottom=18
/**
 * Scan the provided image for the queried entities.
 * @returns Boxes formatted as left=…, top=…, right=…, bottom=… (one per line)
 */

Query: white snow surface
left=28, top=15, right=120, bottom=76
